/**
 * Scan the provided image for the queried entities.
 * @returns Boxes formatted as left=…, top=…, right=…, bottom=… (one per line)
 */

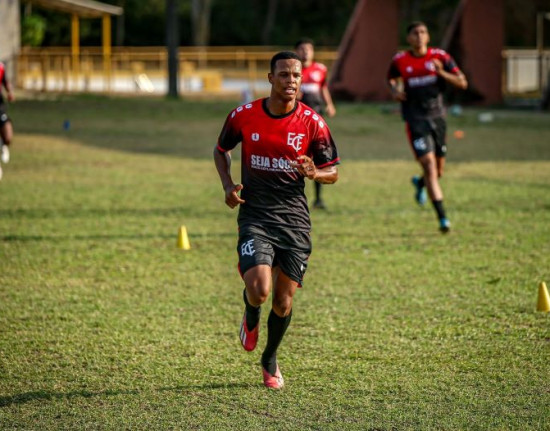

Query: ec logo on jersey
left=287, top=132, right=306, bottom=152
left=311, top=71, right=322, bottom=82
left=252, top=133, right=260, bottom=141
left=241, top=239, right=255, bottom=257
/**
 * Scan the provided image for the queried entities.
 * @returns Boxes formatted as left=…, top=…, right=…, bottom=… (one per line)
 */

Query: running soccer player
left=0, top=61, right=15, bottom=181
left=214, top=51, right=339, bottom=389
left=295, top=38, right=336, bottom=210
left=387, top=22, right=467, bottom=233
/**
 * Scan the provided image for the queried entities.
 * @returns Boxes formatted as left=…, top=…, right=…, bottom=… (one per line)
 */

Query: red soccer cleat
left=239, top=312, right=259, bottom=352
left=262, top=364, right=284, bottom=389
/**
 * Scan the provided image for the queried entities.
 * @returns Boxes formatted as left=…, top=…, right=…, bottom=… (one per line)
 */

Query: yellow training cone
left=537, top=281, right=550, bottom=312
left=177, top=226, right=191, bottom=250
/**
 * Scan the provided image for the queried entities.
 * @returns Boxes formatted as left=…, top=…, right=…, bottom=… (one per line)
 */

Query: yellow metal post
left=71, top=13, right=80, bottom=77
left=102, top=13, right=112, bottom=91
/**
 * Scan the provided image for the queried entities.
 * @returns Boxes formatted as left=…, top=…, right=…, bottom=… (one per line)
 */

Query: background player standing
left=295, top=38, right=336, bottom=210
left=0, top=61, right=15, bottom=181
left=214, top=51, right=339, bottom=389
left=387, top=22, right=467, bottom=232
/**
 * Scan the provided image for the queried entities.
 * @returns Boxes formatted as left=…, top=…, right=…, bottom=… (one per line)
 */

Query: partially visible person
left=387, top=22, right=467, bottom=233
left=295, top=38, right=336, bottom=210
left=214, top=51, right=339, bottom=389
left=0, top=61, right=15, bottom=181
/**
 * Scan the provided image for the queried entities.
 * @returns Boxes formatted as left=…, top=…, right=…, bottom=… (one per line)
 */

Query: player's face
left=407, top=25, right=430, bottom=50
left=296, top=43, right=314, bottom=63
left=269, top=59, right=302, bottom=102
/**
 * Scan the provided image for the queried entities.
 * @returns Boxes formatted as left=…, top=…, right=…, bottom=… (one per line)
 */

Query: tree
left=261, top=0, right=279, bottom=45
left=21, top=14, right=47, bottom=47
left=166, top=0, right=179, bottom=98
left=191, top=0, right=212, bottom=46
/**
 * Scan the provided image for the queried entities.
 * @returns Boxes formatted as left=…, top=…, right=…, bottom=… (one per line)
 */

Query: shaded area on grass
left=1, top=232, right=234, bottom=243
left=10, top=95, right=550, bottom=161
left=0, top=382, right=253, bottom=408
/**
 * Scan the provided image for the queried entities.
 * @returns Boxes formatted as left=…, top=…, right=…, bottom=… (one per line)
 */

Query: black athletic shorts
left=0, top=105, right=10, bottom=126
left=237, top=224, right=311, bottom=286
left=406, top=117, right=447, bottom=158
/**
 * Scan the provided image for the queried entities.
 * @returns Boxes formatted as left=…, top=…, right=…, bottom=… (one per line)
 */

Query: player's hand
left=7, top=92, right=14, bottom=103
left=291, top=155, right=316, bottom=180
left=391, top=88, right=406, bottom=101
left=432, top=58, right=444, bottom=74
left=326, top=104, right=336, bottom=117
left=224, top=183, right=245, bottom=209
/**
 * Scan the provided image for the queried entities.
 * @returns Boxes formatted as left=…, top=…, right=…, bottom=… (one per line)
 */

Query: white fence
left=504, top=49, right=550, bottom=93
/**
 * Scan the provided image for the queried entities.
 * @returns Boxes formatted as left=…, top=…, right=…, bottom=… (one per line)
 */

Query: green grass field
left=1, top=96, right=549, bottom=430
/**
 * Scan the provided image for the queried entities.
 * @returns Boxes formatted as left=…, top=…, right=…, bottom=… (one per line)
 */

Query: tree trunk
left=192, top=0, right=212, bottom=46
left=166, top=0, right=179, bottom=98
left=115, top=0, right=125, bottom=46
left=261, top=0, right=279, bottom=45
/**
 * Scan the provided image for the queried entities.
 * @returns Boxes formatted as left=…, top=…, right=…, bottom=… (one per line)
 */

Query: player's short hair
left=294, top=37, right=315, bottom=49
left=270, top=51, right=301, bottom=73
left=407, top=21, right=428, bottom=34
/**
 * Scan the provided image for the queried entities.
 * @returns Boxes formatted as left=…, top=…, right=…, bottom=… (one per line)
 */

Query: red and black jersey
left=300, top=62, right=328, bottom=111
left=0, top=62, right=7, bottom=104
left=388, top=48, right=461, bottom=121
left=217, top=98, right=339, bottom=232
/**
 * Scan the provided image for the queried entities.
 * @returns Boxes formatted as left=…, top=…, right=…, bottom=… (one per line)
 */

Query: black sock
left=432, top=199, right=447, bottom=220
left=261, top=309, right=292, bottom=375
left=418, top=176, right=425, bottom=188
left=315, top=181, right=322, bottom=201
left=243, top=289, right=260, bottom=331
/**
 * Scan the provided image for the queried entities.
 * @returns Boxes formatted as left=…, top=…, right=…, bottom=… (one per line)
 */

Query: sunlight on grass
left=0, top=98, right=549, bottom=430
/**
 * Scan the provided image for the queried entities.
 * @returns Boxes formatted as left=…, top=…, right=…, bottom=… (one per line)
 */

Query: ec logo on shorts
left=287, top=132, right=305, bottom=152
left=241, top=239, right=255, bottom=257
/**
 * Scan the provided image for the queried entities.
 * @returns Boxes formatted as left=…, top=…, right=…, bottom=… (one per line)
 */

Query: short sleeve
left=217, top=110, right=242, bottom=152
left=442, top=52, right=460, bottom=74
left=388, top=59, right=401, bottom=80
left=309, top=123, right=339, bottom=168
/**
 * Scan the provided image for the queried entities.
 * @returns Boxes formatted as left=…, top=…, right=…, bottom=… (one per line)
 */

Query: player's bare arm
left=6, top=85, right=14, bottom=103
left=291, top=155, right=338, bottom=184
left=2, top=76, right=15, bottom=102
left=432, top=59, right=468, bottom=90
left=313, top=165, right=338, bottom=184
left=321, top=86, right=336, bottom=117
left=388, top=78, right=406, bottom=101
left=213, top=147, right=245, bottom=208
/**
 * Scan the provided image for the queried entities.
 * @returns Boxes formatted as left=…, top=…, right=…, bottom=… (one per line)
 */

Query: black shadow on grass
left=2, top=232, right=235, bottom=243
left=0, top=207, right=220, bottom=219
left=0, top=383, right=252, bottom=407
left=12, top=97, right=240, bottom=160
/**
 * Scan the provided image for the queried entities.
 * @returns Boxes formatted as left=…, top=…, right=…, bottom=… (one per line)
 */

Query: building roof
left=28, top=0, right=123, bottom=18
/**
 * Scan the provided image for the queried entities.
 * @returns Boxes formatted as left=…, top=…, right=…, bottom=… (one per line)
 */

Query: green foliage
left=29, top=0, right=550, bottom=47
left=1, top=97, right=549, bottom=429
left=21, top=14, right=47, bottom=47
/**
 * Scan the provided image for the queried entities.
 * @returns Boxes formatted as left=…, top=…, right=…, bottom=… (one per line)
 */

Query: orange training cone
left=537, top=281, right=550, bottom=312
left=177, top=226, right=191, bottom=250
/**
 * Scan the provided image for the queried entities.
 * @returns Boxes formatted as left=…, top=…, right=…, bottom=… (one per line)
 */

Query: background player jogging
left=387, top=21, right=467, bottom=232
left=0, top=61, right=15, bottom=181
left=214, top=51, right=339, bottom=389
left=295, top=38, right=337, bottom=210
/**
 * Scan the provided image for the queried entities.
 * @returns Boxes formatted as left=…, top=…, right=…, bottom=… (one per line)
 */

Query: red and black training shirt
left=217, top=98, right=339, bottom=232
left=388, top=48, right=462, bottom=121
left=300, top=61, right=328, bottom=112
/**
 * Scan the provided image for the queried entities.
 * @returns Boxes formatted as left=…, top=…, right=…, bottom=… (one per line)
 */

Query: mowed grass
left=0, top=95, right=549, bottom=430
